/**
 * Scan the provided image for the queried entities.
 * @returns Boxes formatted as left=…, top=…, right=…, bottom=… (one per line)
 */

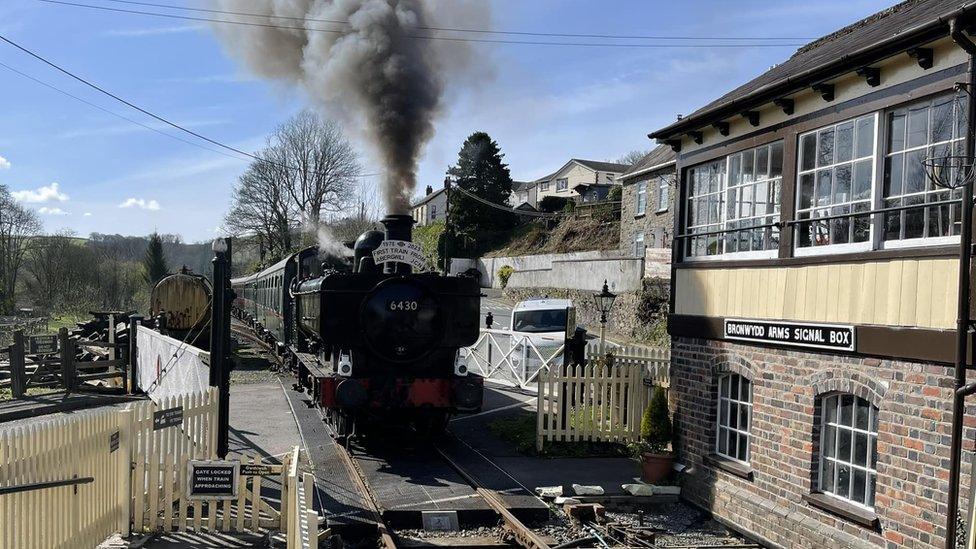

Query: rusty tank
left=150, top=267, right=212, bottom=339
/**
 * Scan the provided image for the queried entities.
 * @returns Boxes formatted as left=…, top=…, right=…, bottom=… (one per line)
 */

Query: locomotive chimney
left=381, top=214, right=415, bottom=274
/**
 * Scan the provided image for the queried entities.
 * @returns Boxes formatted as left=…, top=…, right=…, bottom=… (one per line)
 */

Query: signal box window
left=883, top=93, right=967, bottom=246
left=716, top=374, right=751, bottom=463
left=795, top=114, right=877, bottom=254
left=818, top=393, right=878, bottom=509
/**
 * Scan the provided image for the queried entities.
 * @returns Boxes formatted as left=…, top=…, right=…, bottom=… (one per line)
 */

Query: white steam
left=206, top=0, right=489, bottom=214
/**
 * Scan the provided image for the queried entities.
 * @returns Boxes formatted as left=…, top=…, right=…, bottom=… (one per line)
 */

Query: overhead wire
left=0, top=34, right=383, bottom=178
left=36, top=0, right=807, bottom=49
left=450, top=184, right=560, bottom=219
left=96, top=0, right=816, bottom=42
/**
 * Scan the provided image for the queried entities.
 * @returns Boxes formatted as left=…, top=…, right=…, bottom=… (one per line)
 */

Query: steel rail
left=331, top=436, right=400, bottom=549
left=433, top=446, right=551, bottom=549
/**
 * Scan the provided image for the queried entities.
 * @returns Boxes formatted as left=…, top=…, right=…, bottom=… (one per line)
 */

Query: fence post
left=9, top=330, right=26, bottom=398
left=118, top=408, right=133, bottom=536
left=128, top=316, right=142, bottom=394
left=60, top=327, right=75, bottom=391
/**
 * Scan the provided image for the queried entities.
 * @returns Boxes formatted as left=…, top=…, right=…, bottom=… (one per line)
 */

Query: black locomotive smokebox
left=335, top=379, right=368, bottom=408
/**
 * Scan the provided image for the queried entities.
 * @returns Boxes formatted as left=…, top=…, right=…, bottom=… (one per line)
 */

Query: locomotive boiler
left=231, top=214, right=483, bottom=438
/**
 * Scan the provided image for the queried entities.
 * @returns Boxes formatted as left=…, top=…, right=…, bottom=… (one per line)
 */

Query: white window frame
left=633, top=232, right=645, bottom=258
left=715, top=374, right=752, bottom=464
left=881, top=93, right=965, bottom=250
left=656, top=177, right=670, bottom=213
left=794, top=113, right=879, bottom=257
left=556, top=178, right=569, bottom=192
left=540, top=181, right=550, bottom=191
left=683, top=142, right=783, bottom=262
left=817, top=393, right=878, bottom=510
left=636, top=181, right=648, bottom=216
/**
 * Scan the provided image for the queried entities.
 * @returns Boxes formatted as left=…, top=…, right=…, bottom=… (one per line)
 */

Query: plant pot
left=641, top=452, right=674, bottom=483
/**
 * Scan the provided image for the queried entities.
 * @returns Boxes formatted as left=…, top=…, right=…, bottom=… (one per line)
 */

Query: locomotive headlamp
left=454, top=351, right=469, bottom=376
left=337, top=353, right=353, bottom=377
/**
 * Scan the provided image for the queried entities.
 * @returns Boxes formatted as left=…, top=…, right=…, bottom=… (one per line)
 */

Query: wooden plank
left=251, top=456, right=263, bottom=532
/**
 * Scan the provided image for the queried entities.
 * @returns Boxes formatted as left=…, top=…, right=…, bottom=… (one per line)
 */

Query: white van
left=510, top=298, right=575, bottom=377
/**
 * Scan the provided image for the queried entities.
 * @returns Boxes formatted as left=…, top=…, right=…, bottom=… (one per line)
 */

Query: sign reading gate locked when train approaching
left=372, top=239, right=429, bottom=271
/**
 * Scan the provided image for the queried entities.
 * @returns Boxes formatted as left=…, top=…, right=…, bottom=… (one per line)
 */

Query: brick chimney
left=425, top=185, right=433, bottom=196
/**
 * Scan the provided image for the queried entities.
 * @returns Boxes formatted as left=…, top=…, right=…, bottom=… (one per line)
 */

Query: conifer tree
left=142, top=232, right=169, bottom=287
left=447, top=132, right=515, bottom=242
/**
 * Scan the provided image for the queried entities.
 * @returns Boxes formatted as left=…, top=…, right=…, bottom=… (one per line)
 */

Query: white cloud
left=0, top=155, right=9, bottom=170
left=38, top=207, right=68, bottom=216
left=12, top=182, right=68, bottom=203
left=83, top=212, right=92, bottom=217
left=119, top=198, right=161, bottom=210
left=104, top=25, right=203, bottom=37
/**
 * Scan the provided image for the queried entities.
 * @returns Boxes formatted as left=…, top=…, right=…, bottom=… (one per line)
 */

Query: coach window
left=683, top=141, right=783, bottom=259
left=818, top=393, right=878, bottom=509
left=716, top=374, right=752, bottom=463
left=795, top=114, right=877, bottom=255
left=883, top=92, right=967, bottom=247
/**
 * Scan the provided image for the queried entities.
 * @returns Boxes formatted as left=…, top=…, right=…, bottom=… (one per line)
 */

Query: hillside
left=486, top=216, right=619, bottom=258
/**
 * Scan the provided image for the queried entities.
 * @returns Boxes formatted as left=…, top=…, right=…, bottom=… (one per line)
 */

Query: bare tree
left=274, top=110, right=361, bottom=236
left=0, top=185, right=41, bottom=314
left=224, top=146, right=298, bottom=261
left=616, top=149, right=649, bottom=167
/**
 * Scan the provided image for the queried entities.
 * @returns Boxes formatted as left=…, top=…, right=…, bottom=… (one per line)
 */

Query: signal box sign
left=29, top=335, right=58, bottom=355
left=187, top=460, right=239, bottom=500
left=372, top=240, right=429, bottom=271
left=724, top=318, right=855, bottom=352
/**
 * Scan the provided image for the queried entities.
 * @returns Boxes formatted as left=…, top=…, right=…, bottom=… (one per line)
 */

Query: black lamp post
left=593, top=279, right=617, bottom=348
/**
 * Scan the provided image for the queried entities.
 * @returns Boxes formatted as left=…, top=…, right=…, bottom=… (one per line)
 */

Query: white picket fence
left=536, top=344, right=670, bottom=451
left=284, top=446, right=318, bottom=549
left=0, top=404, right=130, bottom=549
left=0, top=388, right=316, bottom=548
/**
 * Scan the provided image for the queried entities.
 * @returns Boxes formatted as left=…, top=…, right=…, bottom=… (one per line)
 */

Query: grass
left=45, top=313, right=89, bottom=334
left=488, top=414, right=632, bottom=458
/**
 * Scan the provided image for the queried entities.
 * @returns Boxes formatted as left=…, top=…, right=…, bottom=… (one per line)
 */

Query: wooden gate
left=536, top=344, right=669, bottom=451
left=0, top=405, right=130, bottom=549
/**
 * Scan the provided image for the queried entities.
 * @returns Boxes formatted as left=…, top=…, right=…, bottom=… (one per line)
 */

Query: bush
left=539, top=196, right=570, bottom=213
left=497, top=265, right=514, bottom=288
left=640, top=386, right=673, bottom=454
left=607, top=185, right=622, bottom=202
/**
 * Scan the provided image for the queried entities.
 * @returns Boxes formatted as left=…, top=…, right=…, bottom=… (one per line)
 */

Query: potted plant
left=638, top=386, right=674, bottom=483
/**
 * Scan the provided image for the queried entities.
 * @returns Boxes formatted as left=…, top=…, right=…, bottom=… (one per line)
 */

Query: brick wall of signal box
left=670, top=336, right=976, bottom=549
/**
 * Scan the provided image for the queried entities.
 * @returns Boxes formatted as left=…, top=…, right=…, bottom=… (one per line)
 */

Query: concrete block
left=571, top=484, right=605, bottom=496
left=554, top=496, right=580, bottom=505
left=622, top=483, right=654, bottom=496
left=535, top=485, right=563, bottom=498
left=564, top=502, right=606, bottom=523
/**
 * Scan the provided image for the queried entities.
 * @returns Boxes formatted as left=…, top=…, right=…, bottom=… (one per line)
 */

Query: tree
left=224, top=146, right=297, bottom=261
left=0, top=185, right=41, bottom=314
left=617, top=149, right=649, bottom=167
left=446, top=132, right=515, bottom=248
left=274, top=110, right=361, bottom=239
left=143, top=232, right=169, bottom=287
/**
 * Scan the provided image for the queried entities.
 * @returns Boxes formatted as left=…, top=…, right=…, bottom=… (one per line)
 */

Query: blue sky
left=0, top=0, right=896, bottom=242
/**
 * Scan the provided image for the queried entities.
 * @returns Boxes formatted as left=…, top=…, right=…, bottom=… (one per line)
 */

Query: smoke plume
left=207, top=0, right=489, bottom=214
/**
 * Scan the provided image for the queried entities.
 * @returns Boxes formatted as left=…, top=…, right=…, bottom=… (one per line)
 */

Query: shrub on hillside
left=498, top=265, right=514, bottom=288
left=539, top=196, right=570, bottom=213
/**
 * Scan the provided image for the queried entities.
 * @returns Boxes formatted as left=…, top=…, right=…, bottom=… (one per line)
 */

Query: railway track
left=230, top=320, right=283, bottom=366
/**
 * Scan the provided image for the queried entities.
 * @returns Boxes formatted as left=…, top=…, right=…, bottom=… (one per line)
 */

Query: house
left=618, top=145, right=676, bottom=258
left=533, top=159, right=629, bottom=205
left=411, top=185, right=447, bottom=227
left=649, top=1, right=976, bottom=547
left=510, top=180, right=538, bottom=210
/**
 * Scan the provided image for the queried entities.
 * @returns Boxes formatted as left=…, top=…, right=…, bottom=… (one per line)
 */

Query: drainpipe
left=947, top=17, right=976, bottom=549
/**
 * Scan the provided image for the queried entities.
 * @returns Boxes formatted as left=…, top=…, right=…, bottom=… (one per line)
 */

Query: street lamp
left=593, top=279, right=616, bottom=349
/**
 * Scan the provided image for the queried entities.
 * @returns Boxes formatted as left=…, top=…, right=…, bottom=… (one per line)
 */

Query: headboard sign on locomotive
left=723, top=319, right=855, bottom=352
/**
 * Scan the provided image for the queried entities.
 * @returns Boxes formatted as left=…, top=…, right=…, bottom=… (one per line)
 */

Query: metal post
left=485, top=312, right=493, bottom=370
left=443, top=176, right=452, bottom=274
left=60, top=327, right=75, bottom=391
left=599, top=313, right=607, bottom=351
left=128, top=315, right=142, bottom=394
left=209, top=237, right=232, bottom=458
left=9, top=330, right=26, bottom=398
left=948, top=20, right=976, bottom=549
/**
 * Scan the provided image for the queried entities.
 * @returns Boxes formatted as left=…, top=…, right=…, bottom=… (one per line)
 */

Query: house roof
left=512, top=180, right=535, bottom=192
left=650, top=0, right=976, bottom=140
left=619, top=145, right=676, bottom=180
left=411, top=187, right=445, bottom=208
left=533, top=171, right=558, bottom=183
left=572, top=159, right=631, bottom=173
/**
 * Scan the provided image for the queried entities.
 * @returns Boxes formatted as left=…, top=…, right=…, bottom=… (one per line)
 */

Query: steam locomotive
left=230, top=215, right=483, bottom=437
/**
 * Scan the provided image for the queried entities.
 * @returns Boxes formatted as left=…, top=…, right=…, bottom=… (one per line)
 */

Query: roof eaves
left=648, top=4, right=976, bottom=141
left=620, top=159, right=677, bottom=181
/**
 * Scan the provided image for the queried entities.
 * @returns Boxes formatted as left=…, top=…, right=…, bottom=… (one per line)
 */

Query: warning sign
left=187, top=460, right=239, bottom=500
left=372, top=239, right=430, bottom=271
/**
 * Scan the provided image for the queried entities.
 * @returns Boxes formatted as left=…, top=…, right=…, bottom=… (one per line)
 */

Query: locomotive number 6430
left=387, top=300, right=420, bottom=311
